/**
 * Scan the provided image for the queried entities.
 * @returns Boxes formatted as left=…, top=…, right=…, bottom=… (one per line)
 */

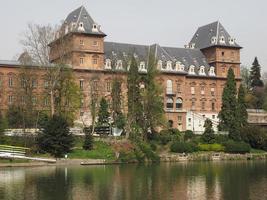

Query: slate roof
left=63, top=6, right=106, bottom=36
left=189, top=21, right=241, bottom=49
left=104, top=42, right=211, bottom=73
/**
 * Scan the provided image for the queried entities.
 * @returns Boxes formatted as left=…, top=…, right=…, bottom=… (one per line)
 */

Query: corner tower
left=189, top=21, right=241, bottom=78
left=49, top=6, right=106, bottom=70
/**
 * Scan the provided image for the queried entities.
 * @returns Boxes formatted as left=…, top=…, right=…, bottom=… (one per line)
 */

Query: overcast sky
left=0, top=0, right=266, bottom=70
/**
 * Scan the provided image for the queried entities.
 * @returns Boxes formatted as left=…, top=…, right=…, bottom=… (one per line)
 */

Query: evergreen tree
left=111, top=78, right=125, bottom=129
left=127, top=56, right=143, bottom=137
left=83, top=127, right=94, bottom=150
left=97, top=97, right=109, bottom=126
left=37, top=115, right=74, bottom=158
left=218, top=68, right=240, bottom=141
left=250, top=57, right=264, bottom=88
left=237, top=84, right=248, bottom=128
left=0, top=112, right=8, bottom=143
left=201, top=119, right=215, bottom=144
left=142, top=52, right=165, bottom=140
left=7, top=106, right=24, bottom=128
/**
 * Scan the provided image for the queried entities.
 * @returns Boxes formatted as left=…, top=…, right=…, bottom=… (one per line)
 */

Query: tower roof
left=189, top=21, right=241, bottom=49
left=63, top=6, right=106, bottom=36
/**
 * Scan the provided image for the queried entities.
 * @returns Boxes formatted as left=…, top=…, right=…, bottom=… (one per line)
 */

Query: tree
left=250, top=57, right=264, bottom=88
left=83, top=127, right=94, bottom=150
left=241, top=66, right=250, bottom=90
left=111, top=78, right=125, bottom=129
left=97, top=97, right=109, bottom=126
left=37, top=115, right=74, bottom=158
left=127, top=56, right=143, bottom=138
left=7, top=106, right=24, bottom=128
left=201, top=119, right=215, bottom=144
left=237, top=84, right=248, bottom=128
left=0, top=112, right=8, bottom=143
left=89, top=78, right=99, bottom=134
left=218, top=68, right=240, bottom=141
left=142, top=52, right=165, bottom=140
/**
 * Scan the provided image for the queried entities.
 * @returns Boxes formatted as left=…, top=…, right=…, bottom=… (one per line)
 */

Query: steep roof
left=104, top=42, right=212, bottom=75
left=189, top=21, right=241, bottom=49
left=63, top=6, right=106, bottom=36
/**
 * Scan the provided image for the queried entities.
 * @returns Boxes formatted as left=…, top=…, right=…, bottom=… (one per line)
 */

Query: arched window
left=219, top=36, right=225, bottom=44
left=116, top=60, right=123, bottom=69
left=105, top=59, right=111, bottom=69
left=166, top=97, right=174, bottom=109
left=209, top=66, right=215, bottom=76
left=176, top=98, right=183, bottom=110
left=167, top=61, right=172, bottom=70
left=168, top=120, right=173, bottom=128
left=139, top=61, right=146, bottom=71
left=166, top=80, right=173, bottom=94
left=212, top=102, right=215, bottom=111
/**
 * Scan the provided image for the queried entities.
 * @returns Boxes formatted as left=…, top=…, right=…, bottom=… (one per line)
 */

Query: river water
left=0, top=161, right=266, bottom=200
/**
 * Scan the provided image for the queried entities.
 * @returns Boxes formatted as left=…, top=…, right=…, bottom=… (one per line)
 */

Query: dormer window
left=78, top=22, right=85, bottom=32
left=190, top=43, right=195, bottom=49
left=229, top=37, right=235, bottom=45
left=116, top=60, right=123, bottom=70
left=139, top=61, right=146, bottom=71
left=92, top=24, right=98, bottom=32
left=219, top=36, right=225, bottom=44
left=209, top=66, right=216, bottom=76
left=199, top=66, right=206, bottom=75
left=158, top=60, right=163, bottom=70
left=167, top=61, right=172, bottom=70
left=211, top=36, right=217, bottom=44
left=189, top=65, right=195, bottom=74
left=105, top=59, right=111, bottom=69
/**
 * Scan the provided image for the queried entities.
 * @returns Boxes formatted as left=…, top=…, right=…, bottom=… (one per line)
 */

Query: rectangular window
left=44, top=80, right=49, bottom=89
left=178, top=116, right=182, bottom=122
left=188, top=118, right=191, bottom=123
left=32, top=97, right=37, bottom=106
left=201, top=102, right=205, bottom=110
left=93, top=58, right=98, bottom=65
left=8, top=95, right=13, bottom=104
left=211, top=88, right=215, bottom=96
left=106, top=81, right=111, bottom=92
left=191, top=87, right=195, bottom=95
left=93, top=41, right=98, bottom=46
left=176, top=84, right=181, bottom=93
left=201, top=87, right=205, bottom=95
left=80, top=39, right=84, bottom=46
left=191, top=101, right=195, bottom=110
left=32, top=80, right=37, bottom=88
left=80, top=80, right=84, bottom=90
left=212, top=115, right=215, bottom=119
left=8, top=77, right=13, bottom=87
left=212, top=102, right=215, bottom=111
left=80, top=57, right=84, bottom=65
left=44, top=97, right=49, bottom=106
left=0, top=77, right=2, bottom=87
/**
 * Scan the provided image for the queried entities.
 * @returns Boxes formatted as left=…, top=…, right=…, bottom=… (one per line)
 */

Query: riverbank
left=1, top=152, right=266, bottom=167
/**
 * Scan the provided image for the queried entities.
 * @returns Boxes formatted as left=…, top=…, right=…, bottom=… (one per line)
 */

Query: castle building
left=0, top=6, right=242, bottom=133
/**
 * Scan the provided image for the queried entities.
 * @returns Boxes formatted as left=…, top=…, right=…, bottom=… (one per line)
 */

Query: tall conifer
left=250, top=57, right=264, bottom=88
left=237, top=84, right=248, bottom=128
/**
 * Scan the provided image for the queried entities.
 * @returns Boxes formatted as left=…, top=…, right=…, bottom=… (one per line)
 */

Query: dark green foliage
left=37, top=115, right=74, bottom=158
left=201, top=119, right=215, bottom=144
left=37, top=112, right=50, bottom=129
left=7, top=106, right=24, bottom=128
left=156, top=128, right=181, bottom=145
left=218, top=68, right=240, bottom=141
left=83, top=127, right=94, bottom=150
left=142, top=52, right=165, bottom=139
left=170, top=141, right=198, bottom=153
left=97, top=98, right=109, bottom=126
left=184, top=130, right=194, bottom=142
left=250, top=57, right=264, bottom=88
left=0, top=113, right=8, bottom=143
left=224, top=141, right=251, bottom=154
left=241, top=66, right=250, bottom=90
left=237, top=84, right=248, bottom=128
left=127, top=56, right=143, bottom=134
left=240, top=125, right=267, bottom=151
left=137, top=142, right=160, bottom=162
left=111, top=78, right=125, bottom=129
left=214, top=134, right=229, bottom=144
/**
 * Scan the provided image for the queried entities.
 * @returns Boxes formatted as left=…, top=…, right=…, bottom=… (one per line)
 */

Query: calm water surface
left=0, top=161, right=266, bottom=200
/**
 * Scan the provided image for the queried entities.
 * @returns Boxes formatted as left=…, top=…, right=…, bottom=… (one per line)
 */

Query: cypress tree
left=97, top=97, right=109, bottom=126
left=250, top=57, right=264, bottom=88
left=218, top=68, right=240, bottom=141
left=142, top=52, right=165, bottom=140
left=237, top=84, right=248, bottom=128
left=127, top=56, right=143, bottom=136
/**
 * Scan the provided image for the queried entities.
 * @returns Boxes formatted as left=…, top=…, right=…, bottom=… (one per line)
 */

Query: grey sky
left=0, top=0, right=266, bottom=70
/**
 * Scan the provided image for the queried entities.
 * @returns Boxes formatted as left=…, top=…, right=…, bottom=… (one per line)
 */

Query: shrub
left=198, top=143, right=224, bottom=152
left=224, top=141, right=251, bottom=154
left=83, top=127, right=94, bottom=150
left=240, top=125, right=267, bottom=151
left=170, top=141, right=198, bottom=153
left=214, top=134, right=229, bottom=144
left=156, top=130, right=172, bottom=145
left=184, top=130, right=194, bottom=141
left=138, top=142, right=160, bottom=162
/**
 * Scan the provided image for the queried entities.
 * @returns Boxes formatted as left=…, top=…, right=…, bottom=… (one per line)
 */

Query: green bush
left=118, top=151, right=136, bottom=162
left=157, top=128, right=181, bottom=145
left=170, top=141, right=198, bottom=153
left=198, top=143, right=224, bottom=152
left=224, top=141, right=251, bottom=154
left=184, top=130, right=194, bottom=141
left=138, top=143, right=160, bottom=162
left=214, top=134, right=229, bottom=144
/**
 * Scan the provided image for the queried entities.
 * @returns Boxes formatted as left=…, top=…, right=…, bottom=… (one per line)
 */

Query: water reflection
left=0, top=161, right=266, bottom=200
